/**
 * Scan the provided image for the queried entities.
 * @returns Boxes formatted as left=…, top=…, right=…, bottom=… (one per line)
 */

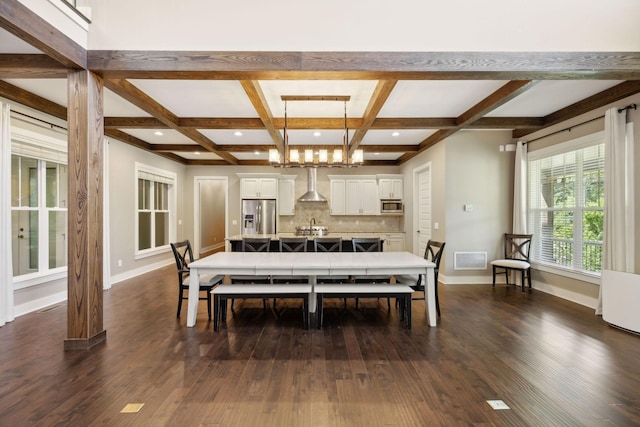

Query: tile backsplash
left=279, top=202, right=403, bottom=233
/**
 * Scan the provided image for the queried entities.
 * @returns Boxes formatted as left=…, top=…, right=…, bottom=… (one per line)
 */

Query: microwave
left=380, top=199, right=404, bottom=214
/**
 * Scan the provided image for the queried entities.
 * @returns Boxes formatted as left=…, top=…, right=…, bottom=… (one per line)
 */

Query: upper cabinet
left=278, top=176, right=296, bottom=216
left=329, top=175, right=379, bottom=215
left=377, top=175, right=403, bottom=200
left=239, top=176, right=278, bottom=199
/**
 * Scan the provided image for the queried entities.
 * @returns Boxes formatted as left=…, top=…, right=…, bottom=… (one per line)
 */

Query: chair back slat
left=170, top=240, right=193, bottom=273
left=314, top=237, right=342, bottom=252
left=242, top=237, right=271, bottom=252
left=352, top=237, right=382, bottom=252
left=280, top=237, right=307, bottom=252
left=504, top=234, right=532, bottom=261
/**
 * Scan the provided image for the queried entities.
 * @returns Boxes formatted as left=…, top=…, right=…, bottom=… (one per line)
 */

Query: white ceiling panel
left=260, top=80, right=379, bottom=117
left=232, top=152, right=269, bottom=161
left=361, top=129, right=436, bottom=145
left=379, top=80, right=508, bottom=118
left=199, top=129, right=273, bottom=145
left=486, top=80, right=624, bottom=117
left=128, top=80, right=259, bottom=117
left=284, top=129, right=352, bottom=145
left=0, top=28, right=40, bottom=53
left=122, top=129, right=194, bottom=144
left=176, top=152, right=223, bottom=160
left=104, top=88, right=151, bottom=117
left=5, top=78, right=68, bottom=106
left=364, top=152, right=403, bottom=161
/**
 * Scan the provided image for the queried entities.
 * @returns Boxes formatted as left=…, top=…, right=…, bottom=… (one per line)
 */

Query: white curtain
left=597, top=107, right=635, bottom=315
left=0, top=103, right=15, bottom=327
left=513, top=140, right=528, bottom=234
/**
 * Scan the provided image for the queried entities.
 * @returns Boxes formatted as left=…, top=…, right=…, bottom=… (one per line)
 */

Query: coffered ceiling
left=2, top=6, right=640, bottom=167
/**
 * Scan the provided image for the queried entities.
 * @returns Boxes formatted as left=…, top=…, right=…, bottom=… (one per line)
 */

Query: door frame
left=412, top=161, right=432, bottom=256
left=193, top=176, right=229, bottom=258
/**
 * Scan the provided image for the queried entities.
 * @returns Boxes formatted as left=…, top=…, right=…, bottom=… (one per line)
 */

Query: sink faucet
left=310, top=217, right=316, bottom=230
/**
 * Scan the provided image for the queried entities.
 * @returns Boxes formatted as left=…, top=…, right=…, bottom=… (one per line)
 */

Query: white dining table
left=187, top=251, right=437, bottom=327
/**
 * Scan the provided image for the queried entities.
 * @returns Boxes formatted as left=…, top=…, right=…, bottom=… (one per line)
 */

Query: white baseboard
left=110, top=258, right=174, bottom=285
left=440, top=274, right=597, bottom=309
left=14, top=290, right=67, bottom=318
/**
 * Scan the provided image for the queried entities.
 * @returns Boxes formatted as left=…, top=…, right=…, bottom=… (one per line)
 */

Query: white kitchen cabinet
left=329, top=178, right=346, bottom=215
left=382, top=233, right=405, bottom=252
left=278, top=176, right=296, bottom=216
left=378, top=176, right=403, bottom=199
left=330, top=176, right=378, bottom=215
left=345, top=179, right=378, bottom=215
left=240, top=177, right=277, bottom=199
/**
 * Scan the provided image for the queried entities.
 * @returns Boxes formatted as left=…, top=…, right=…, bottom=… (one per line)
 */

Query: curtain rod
left=11, top=110, right=67, bottom=132
left=524, top=103, right=636, bottom=145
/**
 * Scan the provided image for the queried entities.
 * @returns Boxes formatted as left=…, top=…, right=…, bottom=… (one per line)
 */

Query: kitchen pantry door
left=413, top=162, right=432, bottom=256
left=194, top=176, right=228, bottom=258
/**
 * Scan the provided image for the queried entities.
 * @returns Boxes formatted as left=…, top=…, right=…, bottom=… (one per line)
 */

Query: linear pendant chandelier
left=269, top=95, right=363, bottom=168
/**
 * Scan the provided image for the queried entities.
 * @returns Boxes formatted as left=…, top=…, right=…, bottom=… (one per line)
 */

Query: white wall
left=86, top=0, right=640, bottom=51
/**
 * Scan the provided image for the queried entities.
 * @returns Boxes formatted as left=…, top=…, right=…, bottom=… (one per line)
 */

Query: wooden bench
left=211, top=284, right=312, bottom=331
left=315, top=284, right=415, bottom=329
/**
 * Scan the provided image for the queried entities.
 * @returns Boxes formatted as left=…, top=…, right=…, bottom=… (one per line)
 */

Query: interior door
left=414, top=164, right=432, bottom=256
left=195, top=177, right=228, bottom=258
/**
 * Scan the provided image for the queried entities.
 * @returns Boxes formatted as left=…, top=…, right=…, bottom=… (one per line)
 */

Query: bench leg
left=317, top=295, right=324, bottom=329
left=213, top=294, right=221, bottom=331
left=303, top=297, right=309, bottom=330
left=406, top=296, right=412, bottom=329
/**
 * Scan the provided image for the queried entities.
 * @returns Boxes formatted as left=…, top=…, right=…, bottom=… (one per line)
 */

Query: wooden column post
left=64, top=69, right=106, bottom=350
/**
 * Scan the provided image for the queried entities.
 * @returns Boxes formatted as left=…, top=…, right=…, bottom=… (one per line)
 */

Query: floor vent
left=36, top=305, right=61, bottom=314
left=454, top=252, right=487, bottom=270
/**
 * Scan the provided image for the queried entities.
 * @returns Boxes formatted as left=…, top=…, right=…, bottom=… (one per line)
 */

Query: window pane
left=49, top=211, right=67, bottom=269
left=155, top=183, right=168, bottom=210
left=20, top=157, right=38, bottom=207
left=138, top=212, right=151, bottom=250
left=155, top=212, right=168, bottom=247
left=11, top=155, right=19, bottom=207
left=46, top=165, right=57, bottom=207
left=58, top=164, right=68, bottom=208
left=11, top=210, right=39, bottom=276
left=138, top=179, right=150, bottom=210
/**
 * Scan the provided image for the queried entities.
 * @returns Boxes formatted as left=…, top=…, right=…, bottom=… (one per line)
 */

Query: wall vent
left=454, top=252, right=487, bottom=270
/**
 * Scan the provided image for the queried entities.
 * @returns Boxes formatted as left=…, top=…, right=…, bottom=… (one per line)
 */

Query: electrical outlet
left=118, top=259, right=122, bottom=267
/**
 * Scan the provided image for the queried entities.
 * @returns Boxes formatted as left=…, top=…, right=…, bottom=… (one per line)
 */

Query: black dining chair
left=395, top=240, right=445, bottom=317
left=351, top=237, right=391, bottom=310
left=314, top=237, right=349, bottom=308
left=229, top=237, right=272, bottom=309
left=170, top=240, right=224, bottom=320
left=272, top=237, right=309, bottom=309
left=490, top=233, right=532, bottom=292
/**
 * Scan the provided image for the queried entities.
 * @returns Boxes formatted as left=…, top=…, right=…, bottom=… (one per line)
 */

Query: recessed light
left=154, top=131, right=163, bottom=136
left=313, top=131, right=321, bottom=137
left=254, top=151, right=260, bottom=155
left=374, top=152, right=380, bottom=156
left=392, top=131, right=400, bottom=137
left=195, top=151, right=200, bottom=155
left=234, top=131, right=243, bottom=136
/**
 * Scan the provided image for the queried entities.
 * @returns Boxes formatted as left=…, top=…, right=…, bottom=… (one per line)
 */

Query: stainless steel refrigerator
left=241, top=199, right=277, bottom=235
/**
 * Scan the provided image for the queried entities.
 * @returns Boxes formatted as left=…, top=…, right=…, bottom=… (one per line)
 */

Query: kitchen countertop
left=227, top=232, right=404, bottom=241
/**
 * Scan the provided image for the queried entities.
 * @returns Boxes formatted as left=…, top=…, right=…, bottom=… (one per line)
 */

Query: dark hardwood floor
left=1, top=265, right=639, bottom=426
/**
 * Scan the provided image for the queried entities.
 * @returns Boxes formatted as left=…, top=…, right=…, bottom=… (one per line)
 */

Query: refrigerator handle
left=256, top=204, right=261, bottom=231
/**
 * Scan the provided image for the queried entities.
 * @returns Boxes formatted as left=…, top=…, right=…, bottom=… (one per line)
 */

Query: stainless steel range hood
left=297, top=168, right=327, bottom=202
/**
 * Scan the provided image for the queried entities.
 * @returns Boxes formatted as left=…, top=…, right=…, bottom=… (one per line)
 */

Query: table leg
left=424, top=269, right=437, bottom=327
left=187, top=268, right=201, bottom=327
left=308, top=275, right=317, bottom=313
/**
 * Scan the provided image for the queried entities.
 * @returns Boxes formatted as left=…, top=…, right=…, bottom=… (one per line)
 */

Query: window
left=11, top=155, right=68, bottom=277
left=528, top=132, right=604, bottom=277
left=135, top=164, right=176, bottom=257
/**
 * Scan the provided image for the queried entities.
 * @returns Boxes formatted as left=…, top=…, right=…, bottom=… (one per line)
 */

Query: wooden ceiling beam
left=0, top=54, right=69, bottom=78
left=0, top=0, right=86, bottom=68
left=104, top=117, right=168, bottom=129
left=513, top=80, right=640, bottom=139
left=400, top=80, right=536, bottom=163
left=0, top=79, right=67, bottom=120
left=88, top=51, right=640, bottom=80
left=240, top=80, right=284, bottom=153
left=104, top=78, right=238, bottom=164
left=349, top=80, right=397, bottom=155
left=104, top=129, right=186, bottom=163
